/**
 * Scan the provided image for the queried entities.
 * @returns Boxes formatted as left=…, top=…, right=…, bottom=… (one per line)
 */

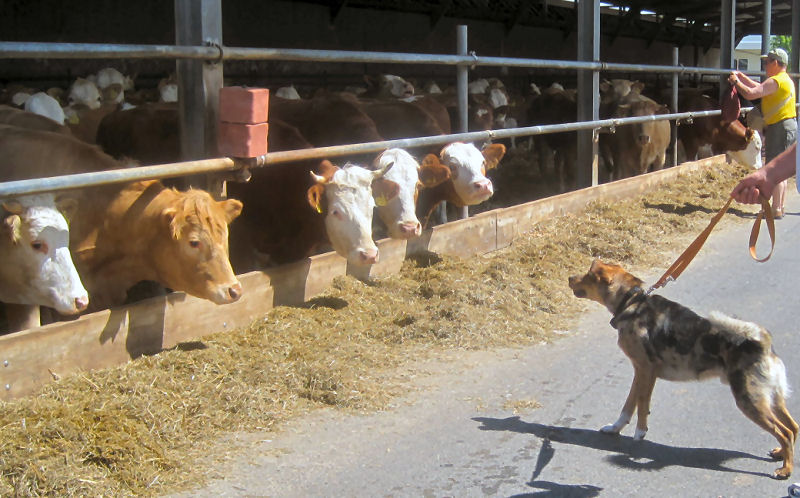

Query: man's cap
left=761, top=48, right=789, bottom=65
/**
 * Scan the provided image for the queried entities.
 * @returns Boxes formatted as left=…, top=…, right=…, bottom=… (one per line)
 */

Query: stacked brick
left=217, top=86, right=269, bottom=157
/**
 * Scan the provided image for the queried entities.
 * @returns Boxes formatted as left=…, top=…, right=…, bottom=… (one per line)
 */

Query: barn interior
left=2, top=0, right=798, bottom=94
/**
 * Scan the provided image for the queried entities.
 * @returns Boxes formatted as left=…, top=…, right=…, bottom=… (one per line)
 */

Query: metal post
left=175, top=0, right=223, bottom=195
left=456, top=25, right=469, bottom=220
left=719, top=0, right=735, bottom=99
left=761, top=0, right=772, bottom=72
left=671, top=47, right=679, bottom=167
left=576, top=0, right=599, bottom=188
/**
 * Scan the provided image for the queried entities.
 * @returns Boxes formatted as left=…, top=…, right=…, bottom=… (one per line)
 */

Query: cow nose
left=228, top=282, right=243, bottom=301
left=638, top=135, right=651, bottom=145
left=474, top=179, right=493, bottom=195
left=359, top=248, right=379, bottom=264
left=398, top=221, right=421, bottom=238
left=75, top=296, right=89, bottom=311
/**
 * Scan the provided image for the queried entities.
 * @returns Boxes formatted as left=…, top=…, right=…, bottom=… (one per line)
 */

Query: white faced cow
left=308, top=161, right=398, bottom=265
left=1, top=195, right=89, bottom=320
left=373, top=148, right=423, bottom=239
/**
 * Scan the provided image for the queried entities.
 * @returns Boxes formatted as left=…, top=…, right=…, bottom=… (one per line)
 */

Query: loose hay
left=0, top=160, right=767, bottom=496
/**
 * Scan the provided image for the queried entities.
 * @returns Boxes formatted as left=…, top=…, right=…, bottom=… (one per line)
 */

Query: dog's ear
left=589, top=259, right=614, bottom=283
left=589, top=259, right=604, bottom=273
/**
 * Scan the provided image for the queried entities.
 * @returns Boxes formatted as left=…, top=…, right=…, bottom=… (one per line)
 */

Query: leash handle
left=647, top=195, right=774, bottom=294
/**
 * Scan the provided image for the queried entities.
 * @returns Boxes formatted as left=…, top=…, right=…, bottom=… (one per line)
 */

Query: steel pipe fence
left=3, top=41, right=797, bottom=78
left=0, top=108, right=733, bottom=198
left=0, top=38, right=787, bottom=197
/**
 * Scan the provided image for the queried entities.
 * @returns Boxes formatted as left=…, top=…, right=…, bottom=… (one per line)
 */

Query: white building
left=736, top=35, right=764, bottom=73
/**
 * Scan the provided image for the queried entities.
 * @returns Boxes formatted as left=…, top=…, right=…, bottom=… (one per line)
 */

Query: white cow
left=373, top=148, right=423, bottom=239
left=23, top=92, right=66, bottom=125
left=1, top=195, right=89, bottom=323
left=95, top=67, right=134, bottom=91
left=275, top=85, right=302, bottom=100
left=309, top=162, right=396, bottom=265
left=68, top=78, right=102, bottom=109
left=365, top=74, right=415, bottom=99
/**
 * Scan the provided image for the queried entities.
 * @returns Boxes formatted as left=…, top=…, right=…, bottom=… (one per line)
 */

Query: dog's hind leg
left=768, top=396, right=798, bottom=464
left=733, top=389, right=795, bottom=479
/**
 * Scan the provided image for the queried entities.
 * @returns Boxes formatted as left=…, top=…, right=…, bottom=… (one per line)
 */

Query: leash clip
left=645, top=276, right=673, bottom=295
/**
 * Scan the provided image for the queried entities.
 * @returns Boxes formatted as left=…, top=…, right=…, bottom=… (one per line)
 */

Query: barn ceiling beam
left=646, top=14, right=675, bottom=48
left=428, top=0, right=452, bottom=30
left=329, top=0, right=348, bottom=25
left=608, top=6, right=640, bottom=45
left=504, top=1, right=529, bottom=36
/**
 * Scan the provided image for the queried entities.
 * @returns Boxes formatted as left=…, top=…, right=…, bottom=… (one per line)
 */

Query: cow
left=0, top=105, right=72, bottom=135
left=96, top=103, right=179, bottom=164
left=415, top=142, right=506, bottom=227
left=0, top=125, right=243, bottom=312
left=269, top=91, right=384, bottom=150
left=362, top=74, right=415, bottom=99
left=1, top=194, right=89, bottom=331
left=68, top=77, right=102, bottom=110
left=227, top=119, right=399, bottom=271
left=603, top=92, right=671, bottom=179
left=23, top=92, right=66, bottom=125
left=373, top=148, right=430, bottom=239
left=677, top=89, right=762, bottom=169
left=527, top=83, right=578, bottom=191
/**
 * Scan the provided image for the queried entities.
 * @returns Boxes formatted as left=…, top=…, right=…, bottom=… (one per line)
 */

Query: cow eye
left=189, top=240, right=201, bottom=249
left=31, top=241, right=47, bottom=253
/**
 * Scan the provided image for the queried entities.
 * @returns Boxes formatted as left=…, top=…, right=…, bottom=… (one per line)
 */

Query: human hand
left=730, top=170, right=771, bottom=204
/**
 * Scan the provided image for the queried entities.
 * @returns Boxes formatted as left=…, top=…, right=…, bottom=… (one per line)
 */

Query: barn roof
left=301, top=0, right=793, bottom=50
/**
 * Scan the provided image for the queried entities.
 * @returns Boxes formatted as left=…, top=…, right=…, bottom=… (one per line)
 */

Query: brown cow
left=677, top=89, right=762, bottom=168
left=96, top=103, right=179, bottom=164
left=527, top=83, right=577, bottom=191
left=0, top=125, right=243, bottom=311
left=227, top=119, right=399, bottom=271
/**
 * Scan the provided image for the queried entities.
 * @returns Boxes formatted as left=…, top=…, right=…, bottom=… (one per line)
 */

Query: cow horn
left=310, top=171, right=327, bottom=184
left=373, top=160, right=394, bottom=178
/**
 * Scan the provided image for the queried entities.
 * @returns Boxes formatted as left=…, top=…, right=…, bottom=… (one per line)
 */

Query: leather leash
left=646, top=195, right=775, bottom=294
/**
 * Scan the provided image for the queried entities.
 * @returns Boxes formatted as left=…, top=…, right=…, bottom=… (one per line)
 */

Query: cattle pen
left=0, top=0, right=798, bottom=400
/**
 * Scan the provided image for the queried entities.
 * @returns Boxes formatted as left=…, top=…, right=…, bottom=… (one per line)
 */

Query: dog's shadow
left=475, top=416, right=774, bottom=487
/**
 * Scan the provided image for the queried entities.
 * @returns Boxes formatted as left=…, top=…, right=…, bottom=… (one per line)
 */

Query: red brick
left=219, top=86, right=269, bottom=124
left=218, top=121, right=268, bottom=157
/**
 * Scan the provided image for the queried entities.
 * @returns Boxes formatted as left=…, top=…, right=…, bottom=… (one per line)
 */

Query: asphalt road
left=177, top=190, right=800, bottom=498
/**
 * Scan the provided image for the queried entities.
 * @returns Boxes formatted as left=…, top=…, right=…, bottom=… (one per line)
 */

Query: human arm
left=730, top=142, right=797, bottom=204
left=728, top=72, right=778, bottom=100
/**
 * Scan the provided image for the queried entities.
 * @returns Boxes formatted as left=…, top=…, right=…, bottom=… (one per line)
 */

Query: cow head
left=365, top=74, right=415, bottom=99
left=373, top=149, right=421, bottom=239
left=0, top=195, right=89, bottom=315
left=725, top=124, right=763, bottom=169
left=600, top=79, right=644, bottom=105
left=435, top=142, right=506, bottom=205
left=156, top=189, right=243, bottom=305
left=68, top=77, right=102, bottom=110
left=307, top=161, right=395, bottom=265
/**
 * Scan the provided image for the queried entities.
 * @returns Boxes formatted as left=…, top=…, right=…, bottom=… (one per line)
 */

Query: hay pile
left=0, top=160, right=764, bottom=496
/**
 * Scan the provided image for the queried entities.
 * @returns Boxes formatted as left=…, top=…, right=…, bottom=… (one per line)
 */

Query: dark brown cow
left=96, top=103, right=179, bottom=164
left=527, top=84, right=577, bottom=190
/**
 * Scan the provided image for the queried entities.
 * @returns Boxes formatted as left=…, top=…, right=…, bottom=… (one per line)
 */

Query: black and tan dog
left=568, top=259, right=798, bottom=479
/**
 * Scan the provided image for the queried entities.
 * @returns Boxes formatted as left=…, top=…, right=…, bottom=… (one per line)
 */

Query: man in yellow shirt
left=729, top=48, right=797, bottom=218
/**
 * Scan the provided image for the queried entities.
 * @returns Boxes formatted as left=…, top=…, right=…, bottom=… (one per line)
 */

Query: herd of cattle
left=0, top=67, right=764, bottom=334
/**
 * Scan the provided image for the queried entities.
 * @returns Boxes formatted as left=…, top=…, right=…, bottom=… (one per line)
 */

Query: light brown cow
left=0, top=125, right=243, bottom=311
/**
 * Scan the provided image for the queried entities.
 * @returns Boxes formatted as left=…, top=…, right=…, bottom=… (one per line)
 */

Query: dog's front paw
left=633, top=428, right=647, bottom=441
left=600, top=424, right=622, bottom=435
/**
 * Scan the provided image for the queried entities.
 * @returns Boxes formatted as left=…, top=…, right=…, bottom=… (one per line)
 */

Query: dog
left=568, top=259, right=798, bottom=479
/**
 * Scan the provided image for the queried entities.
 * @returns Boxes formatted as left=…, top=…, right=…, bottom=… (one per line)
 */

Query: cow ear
left=2, top=200, right=23, bottom=215
left=419, top=154, right=450, bottom=187
left=372, top=178, right=400, bottom=206
left=219, top=198, right=243, bottom=223
left=632, top=81, right=645, bottom=94
left=3, top=214, right=22, bottom=244
left=363, top=74, right=377, bottom=89
left=316, top=160, right=339, bottom=182
left=482, top=143, right=507, bottom=170
left=55, top=196, right=78, bottom=222
left=307, top=184, right=325, bottom=214
left=599, top=81, right=610, bottom=93
left=162, top=206, right=181, bottom=239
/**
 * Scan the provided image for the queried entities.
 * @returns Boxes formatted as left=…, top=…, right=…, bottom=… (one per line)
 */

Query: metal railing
left=0, top=38, right=789, bottom=198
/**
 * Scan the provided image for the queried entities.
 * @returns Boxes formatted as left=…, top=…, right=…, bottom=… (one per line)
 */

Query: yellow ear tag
left=375, top=194, right=388, bottom=207
left=315, top=203, right=323, bottom=214
left=68, top=114, right=80, bottom=125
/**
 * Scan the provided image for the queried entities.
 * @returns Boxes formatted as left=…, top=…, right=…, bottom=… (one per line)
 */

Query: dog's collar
left=610, top=286, right=646, bottom=328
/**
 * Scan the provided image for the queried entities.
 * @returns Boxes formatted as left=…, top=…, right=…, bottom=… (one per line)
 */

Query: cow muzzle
left=396, top=221, right=422, bottom=239
left=211, top=280, right=243, bottom=304
left=637, top=134, right=652, bottom=146
left=358, top=247, right=379, bottom=265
